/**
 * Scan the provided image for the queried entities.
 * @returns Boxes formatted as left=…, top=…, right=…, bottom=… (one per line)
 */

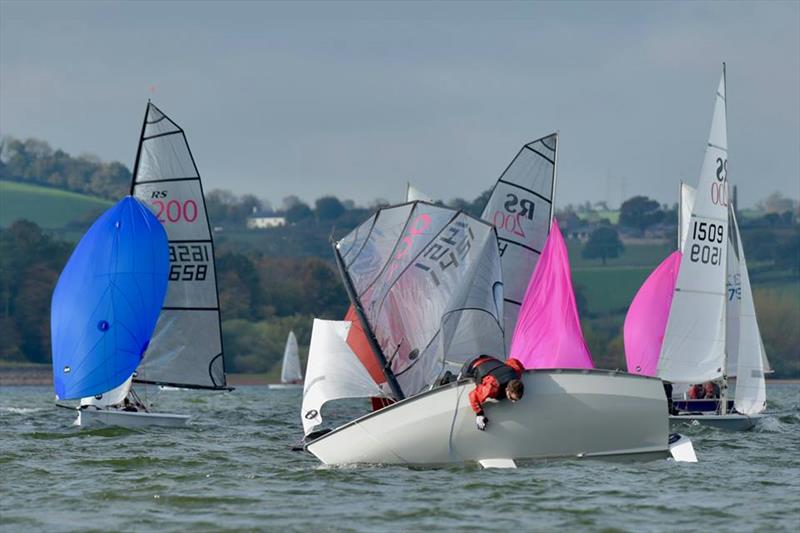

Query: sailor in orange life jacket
left=460, top=355, right=525, bottom=431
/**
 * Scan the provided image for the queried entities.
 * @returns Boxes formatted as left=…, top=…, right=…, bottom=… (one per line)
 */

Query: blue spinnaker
left=51, top=196, right=169, bottom=400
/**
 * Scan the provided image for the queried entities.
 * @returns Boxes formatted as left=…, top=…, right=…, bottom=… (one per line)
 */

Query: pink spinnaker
left=623, top=251, right=681, bottom=376
left=509, top=220, right=594, bottom=369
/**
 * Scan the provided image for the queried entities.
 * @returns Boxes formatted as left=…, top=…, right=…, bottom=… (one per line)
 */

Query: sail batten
left=480, top=133, right=557, bottom=352
left=131, top=102, right=227, bottom=389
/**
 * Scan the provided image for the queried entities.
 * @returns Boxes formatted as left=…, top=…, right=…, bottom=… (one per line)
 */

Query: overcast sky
left=1, top=1, right=798, bottom=208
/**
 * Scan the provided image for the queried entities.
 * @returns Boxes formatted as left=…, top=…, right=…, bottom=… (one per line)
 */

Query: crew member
left=460, top=355, right=525, bottom=431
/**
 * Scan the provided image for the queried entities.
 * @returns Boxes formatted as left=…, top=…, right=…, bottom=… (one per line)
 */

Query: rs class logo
left=150, top=190, right=168, bottom=199
left=503, top=193, right=535, bottom=220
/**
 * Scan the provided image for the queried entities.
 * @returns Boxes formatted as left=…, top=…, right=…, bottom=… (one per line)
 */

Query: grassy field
left=0, top=180, right=112, bottom=229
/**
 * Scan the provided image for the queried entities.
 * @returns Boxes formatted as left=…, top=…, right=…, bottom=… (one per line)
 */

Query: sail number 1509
left=690, top=220, right=724, bottom=265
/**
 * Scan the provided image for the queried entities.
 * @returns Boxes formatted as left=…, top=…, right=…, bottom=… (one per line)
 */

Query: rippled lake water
left=1, top=383, right=798, bottom=531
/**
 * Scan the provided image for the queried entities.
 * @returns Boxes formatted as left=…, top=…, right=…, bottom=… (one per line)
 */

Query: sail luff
left=657, top=67, right=730, bottom=384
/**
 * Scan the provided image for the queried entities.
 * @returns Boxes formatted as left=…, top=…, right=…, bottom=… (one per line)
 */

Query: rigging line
left=496, top=179, right=552, bottom=204
left=497, top=237, right=542, bottom=255
left=129, top=102, right=150, bottom=194
left=524, top=145, right=555, bottom=165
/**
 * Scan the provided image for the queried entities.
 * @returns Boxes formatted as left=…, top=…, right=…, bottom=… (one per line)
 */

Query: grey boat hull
left=307, top=369, right=676, bottom=466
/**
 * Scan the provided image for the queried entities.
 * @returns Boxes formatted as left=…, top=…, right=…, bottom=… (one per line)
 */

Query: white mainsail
left=301, top=319, right=385, bottom=435
left=280, top=331, right=303, bottom=384
left=480, top=134, right=557, bottom=352
left=731, top=210, right=767, bottom=414
left=406, top=182, right=432, bottom=203
left=131, top=102, right=227, bottom=389
left=658, top=67, right=729, bottom=384
left=679, top=182, right=772, bottom=376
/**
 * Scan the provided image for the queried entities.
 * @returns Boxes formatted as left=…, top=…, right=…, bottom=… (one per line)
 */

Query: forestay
left=301, top=319, right=386, bottom=435
left=51, top=197, right=169, bottom=400
left=281, top=331, right=303, bottom=383
left=480, top=134, right=557, bottom=352
left=658, top=68, right=729, bottom=384
left=130, top=102, right=227, bottom=389
left=336, top=201, right=505, bottom=398
left=730, top=210, right=767, bottom=414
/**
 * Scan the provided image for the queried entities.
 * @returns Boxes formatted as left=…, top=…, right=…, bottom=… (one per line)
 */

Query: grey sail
left=131, top=102, right=227, bottom=389
left=280, top=331, right=303, bottom=383
left=335, top=201, right=505, bottom=398
left=480, top=134, right=557, bottom=352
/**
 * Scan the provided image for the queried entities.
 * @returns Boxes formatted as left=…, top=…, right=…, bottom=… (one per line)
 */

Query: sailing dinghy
left=301, top=200, right=689, bottom=466
left=51, top=197, right=189, bottom=428
left=269, top=331, right=304, bottom=389
left=624, top=65, right=767, bottom=431
left=129, top=102, right=231, bottom=395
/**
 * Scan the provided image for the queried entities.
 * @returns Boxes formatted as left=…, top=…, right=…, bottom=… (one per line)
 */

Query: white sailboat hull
left=76, top=408, right=189, bottom=428
left=268, top=383, right=303, bottom=390
left=307, top=370, right=675, bottom=465
left=669, top=413, right=763, bottom=432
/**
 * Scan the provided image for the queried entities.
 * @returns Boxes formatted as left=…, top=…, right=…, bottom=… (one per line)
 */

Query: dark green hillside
left=0, top=180, right=111, bottom=229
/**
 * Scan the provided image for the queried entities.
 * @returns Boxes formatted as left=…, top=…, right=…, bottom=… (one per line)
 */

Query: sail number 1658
left=690, top=220, right=724, bottom=265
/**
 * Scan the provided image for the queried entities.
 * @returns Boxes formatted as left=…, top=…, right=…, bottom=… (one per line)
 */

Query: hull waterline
left=307, top=369, right=680, bottom=466
left=669, top=413, right=763, bottom=432
left=76, top=408, right=189, bottom=428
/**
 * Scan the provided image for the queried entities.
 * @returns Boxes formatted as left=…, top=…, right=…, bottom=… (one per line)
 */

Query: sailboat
left=268, top=331, right=304, bottom=389
left=51, top=197, right=189, bottom=428
left=624, top=65, right=767, bottom=430
left=129, top=102, right=231, bottom=395
left=300, top=195, right=691, bottom=465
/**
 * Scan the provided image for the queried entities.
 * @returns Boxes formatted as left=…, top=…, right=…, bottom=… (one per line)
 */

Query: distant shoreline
left=1, top=365, right=798, bottom=387
left=0, top=365, right=278, bottom=387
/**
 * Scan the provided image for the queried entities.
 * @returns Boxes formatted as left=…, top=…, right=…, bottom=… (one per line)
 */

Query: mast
left=332, top=240, right=405, bottom=401
left=720, top=62, right=729, bottom=415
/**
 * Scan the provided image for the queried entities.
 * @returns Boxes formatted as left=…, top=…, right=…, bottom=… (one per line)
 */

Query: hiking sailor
left=460, top=356, right=525, bottom=431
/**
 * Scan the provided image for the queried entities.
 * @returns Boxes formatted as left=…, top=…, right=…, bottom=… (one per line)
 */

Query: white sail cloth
left=480, top=134, right=557, bottom=352
left=281, top=331, right=303, bottom=383
left=301, top=319, right=385, bottom=435
left=730, top=211, right=767, bottom=414
left=406, top=183, right=432, bottom=203
left=658, top=69, right=729, bottom=384
left=679, top=182, right=771, bottom=377
left=80, top=376, right=133, bottom=408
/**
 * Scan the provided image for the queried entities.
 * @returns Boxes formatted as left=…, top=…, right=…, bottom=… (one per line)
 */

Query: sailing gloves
left=476, top=414, right=488, bottom=431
